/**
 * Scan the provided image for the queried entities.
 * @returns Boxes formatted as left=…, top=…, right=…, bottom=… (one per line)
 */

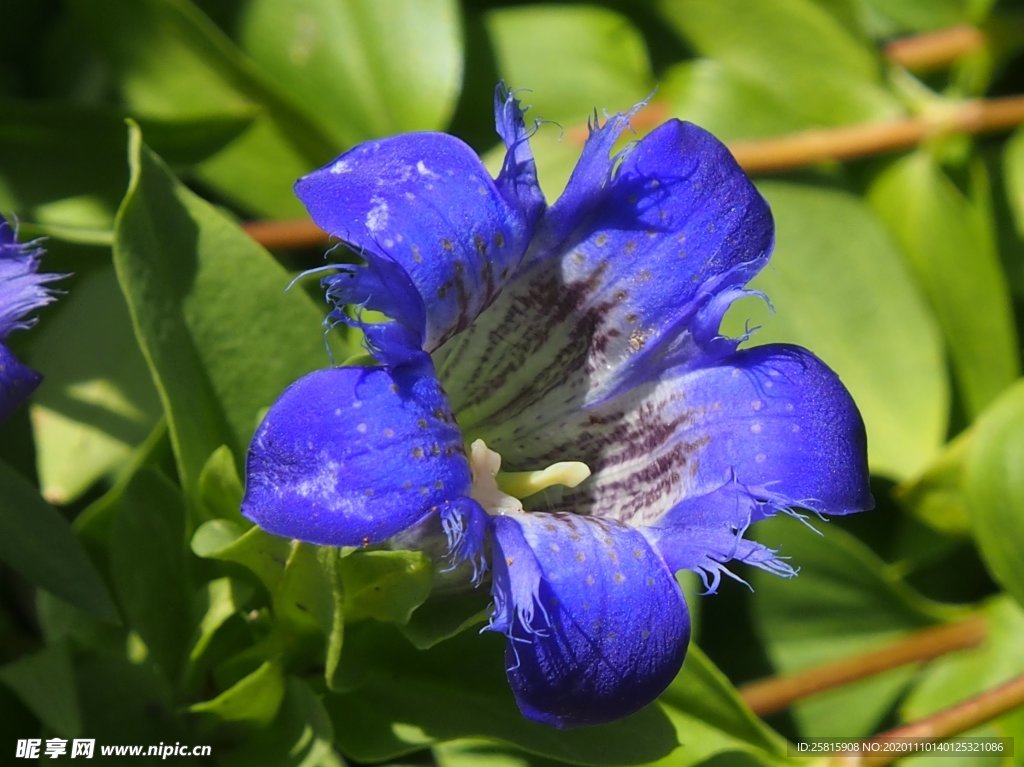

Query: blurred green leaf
left=0, top=459, right=117, bottom=621
left=869, top=152, right=1019, bottom=418
left=1007, top=128, right=1024, bottom=237
left=436, top=739, right=567, bottom=767
left=723, top=181, right=948, bottom=479
left=192, top=520, right=291, bottom=594
left=238, top=0, right=463, bottom=145
left=110, top=468, right=193, bottom=681
left=339, top=549, right=432, bottom=625
left=30, top=265, right=161, bottom=505
left=657, top=0, right=900, bottom=131
left=965, top=381, right=1024, bottom=609
left=484, top=6, right=652, bottom=123
left=896, top=430, right=972, bottom=536
left=325, top=624, right=679, bottom=765
left=188, top=577, right=253, bottom=671
left=653, top=646, right=789, bottom=766
left=402, top=589, right=489, bottom=650
left=188, top=659, right=286, bottom=728
left=751, top=516, right=962, bottom=738
left=198, top=445, right=245, bottom=523
left=0, top=643, right=80, bottom=738
left=0, top=101, right=254, bottom=238
left=220, top=677, right=345, bottom=767
left=114, top=124, right=337, bottom=503
left=858, top=0, right=990, bottom=35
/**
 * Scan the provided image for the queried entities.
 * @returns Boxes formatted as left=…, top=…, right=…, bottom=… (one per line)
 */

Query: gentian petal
left=438, top=119, right=773, bottom=431
left=0, top=343, right=41, bottom=422
left=295, top=90, right=544, bottom=358
left=242, top=360, right=475, bottom=546
left=488, top=511, right=689, bottom=728
left=0, top=220, right=60, bottom=421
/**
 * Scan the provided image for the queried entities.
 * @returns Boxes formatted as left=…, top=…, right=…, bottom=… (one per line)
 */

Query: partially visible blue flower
left=0, top=219, right=60, bottom=421
left=243, top=88, right=873, bottom=727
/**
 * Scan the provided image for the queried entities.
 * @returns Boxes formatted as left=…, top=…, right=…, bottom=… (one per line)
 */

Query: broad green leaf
left=483, top=6, right=652, bottom=124
left=0, top=643, right=80, bottom=737
left=662, top=60, right=816, bottom=143
left=869, top=152, right=1019, bottom=418
left=657, top=0, right=900, bottom=131
left=402, top=589, right=490, bottom=650
left=109, top=468, right=193, bottom=681
left=653, top=646, right=789, bottom=766
left=68, top=0, right=333, bottom=162
left=751, top=517, right=963, bottom=738
left=325, top=624, right=679, bottom=765
left=1006, top=127, right=1024, bottom=238
left=965, top=382, right=1024, bottom=609
left=0, top=101, right=251, bottom=237
left=30, top=265, right=161, bottom=504
left=188, top=659, right=286, bottom=728
left=197, top=445, right=245, bottom=523
left=339, top=549, right=433, bottom=625
left=896, top=430, right=972, bottom=536
left=191, top=520, right=291, bottom=594
left=114, top=124, right=338, bottom=502
left=188, top=577, right=253, bottom=670
left=0, top=459, right=117, bottom=621
left=723, top=181, right=948, bottom=479
left=274, top=542, right=337, bottom=638
left=220, top=677, right=345, bottom=767
left=436, top=740, right=568, bottom=767
left=859, top=0, right=986, bottom=34
left=238, top=0, right=463, bottom=145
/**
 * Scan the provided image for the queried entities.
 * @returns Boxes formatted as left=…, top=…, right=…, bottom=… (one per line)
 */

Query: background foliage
left=2, top=0, right=1024, bottom=764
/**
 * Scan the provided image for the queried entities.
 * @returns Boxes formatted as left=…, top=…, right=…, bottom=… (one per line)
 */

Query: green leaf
left=0, top=459, right=117, bottom=621
left=1006, top=128, right=1024, bottom=239
left=896, top=431, right=972, bottom=536
left=965, top=381, right=1024, bottom=609
left=113, top=123, right=339, bottom=503
left=750, top=517, right=963, bottom=738
left=402, top=589, right=490, bottom=650
left=109, top=468, right=194, bottom=681
left=0, top=643, right=81, bottom=737
left=657, top=0, right=900, bottom=131
left=483, top=6, right=652, bottom=124
left=197, top=445, right=245, bottom=522
left=722, top=181, right=948, bottom=479
left=339, top=549, right=433, bottom=625
left=188, top=659, right=286, bottom=728
left=869, top=152, right=1019, bottom=417
left=191, top=520, right=292, bottom=594
left=30, top=265, right=161, bottom=504
left=238, top=0, right=463, bottom=145
left=188, top=577, right=253, bottom=670
left=0, top=100, right=253, bottom=237
left=219, top=677, right=344, bottom=767
left=324, top=624, right=679, bottom=765
left=653, top=646, right=789, bottom=766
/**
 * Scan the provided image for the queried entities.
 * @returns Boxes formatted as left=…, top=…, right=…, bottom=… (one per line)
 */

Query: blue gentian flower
left=0, top=219, right=60, bottom=422
left=243, top=88, right=873, bottom=728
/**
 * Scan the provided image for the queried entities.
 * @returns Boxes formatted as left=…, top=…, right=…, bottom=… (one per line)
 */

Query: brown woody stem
left=739, top=617, right=987, bottom=717
left=884, top=24, right=986, bottom=71
left=847, top=674, right=1024, bottom=767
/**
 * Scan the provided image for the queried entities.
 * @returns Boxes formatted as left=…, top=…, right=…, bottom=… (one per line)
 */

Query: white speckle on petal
left=755, top=453, right=767, bottom=463
left=329, top=159, right=352, bottom=174
left=750, top=422, right=762, bottom=434
left=751, top=400, right=763, bottom=411
left=366, top=197, right=389, bottom=232
left=356, top=423, right=367, bottom=433
left=416, top=160, right=440, bottom=178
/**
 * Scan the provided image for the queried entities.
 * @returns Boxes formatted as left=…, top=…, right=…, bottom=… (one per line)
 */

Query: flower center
left=468, top=439, right=591, bottom=515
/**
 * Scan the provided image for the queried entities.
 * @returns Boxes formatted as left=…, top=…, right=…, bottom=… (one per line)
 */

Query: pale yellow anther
left=467, top=438, right=591, bottom=516
left=498, top=462, right=592, bottom=499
